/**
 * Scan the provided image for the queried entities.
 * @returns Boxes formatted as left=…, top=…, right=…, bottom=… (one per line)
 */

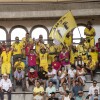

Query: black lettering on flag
left=63, top=22, right=69, bottom=30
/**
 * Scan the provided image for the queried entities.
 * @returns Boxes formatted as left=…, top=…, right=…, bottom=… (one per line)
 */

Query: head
left=2, top=41, right=5, bottom=46
left=94, top=89, right=99, bottom=96
left=30, top=68, right=35, bottom=74
left=54, top=56, right=58, bottom=61
left=26, top=33, right=30, bottom=38
left=15, top=37, right=19, bottom=43
left=91, top=47, right=95, bottom=52
left=40, top=67, right=43, bottom=71
left=30, top=49, right=34, bottom=54
left=48, top=67, right=52, bottom=72
left=88, top=55, right=92, bottom=61
left=49, top=81, right=53, bottom=87
left=78, top=91, right=83, bottom=97
left=18, top=57, right=21, bottom=62
left=17, top=68, right=21, bottom=73
left=62, top=82, right=67, bottom=88
left=75, top=80, right=79, bottom=85
left=98, top=38, right=100, bottom=43
left=77, top=56, right=82, bottom=61
left=62, top=46, right=66, bottom=53
left=50, top=92, right=55, bottom=98
left=39, top=35, right=43, bottom=41
left=36, top=81, right=41, bottom=88
left=40, top=48, right=46, bottom=54
left=3, top=74, right=8, bottom=80
left=6, top=46, right=10, bottom=52
left=87, top=21, right=92, bottom=29
left=93, top=80, right=97, bottom=87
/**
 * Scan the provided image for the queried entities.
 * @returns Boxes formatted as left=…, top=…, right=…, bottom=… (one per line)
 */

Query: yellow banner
left=49, top=11, right=77, bottom=43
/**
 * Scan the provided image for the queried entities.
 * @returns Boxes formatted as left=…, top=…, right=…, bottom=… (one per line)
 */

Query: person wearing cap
left=11, top=36, right=23, bottom=64
left=14, top=57, right=25, bottom=71
left=33, top=81, right=44, bottom=100
left=26, top=68, right=38, bottom=89
left=48, top=92, right=58, bottom=100
left=75, top=91, right=84, bottom=100
left=1, top=46, right=12, bottom=75
left=13, top=67, right=25, bottom=91
left=88, top=80, right=100, bottom=97
left=84, top=21, right=96, bottom=48
left=0, top=74, right=12, bottom=100
left=90, top=89, right=100, bottom=100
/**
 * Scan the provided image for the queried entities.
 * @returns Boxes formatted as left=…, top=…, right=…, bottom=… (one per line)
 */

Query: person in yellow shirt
left=86, top=55, right=96, bottom=80
left=64, top=31, right=72, bottom=47
left=84, top=21, right=96, bottom=48
left=47, top=38, right=57, bottom=65
left=1, top=46, right=12, bottom=75
left=39, top=47, right=48, bottom=72
left=14, top=57, right=25, bottom=71
left=22, top=32, right=33, bottom=45
left=89, top=47, right=98, bottom=64
left=70, top=46, right=78, bottom=65
left=11, top=37, right=23, bottom=64
left=33, top=81, right=44, bottom=100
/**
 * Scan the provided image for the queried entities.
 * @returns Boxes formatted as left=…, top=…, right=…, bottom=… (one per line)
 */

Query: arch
left=9, top=25, right=28, bottom=44
left=0, top=26, right=8, bottom=42
left=30, top=25, right=49, bottom=44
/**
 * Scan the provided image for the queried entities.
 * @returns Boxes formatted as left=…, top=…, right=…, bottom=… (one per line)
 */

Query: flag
left=49, top=11, right=77, bottom=43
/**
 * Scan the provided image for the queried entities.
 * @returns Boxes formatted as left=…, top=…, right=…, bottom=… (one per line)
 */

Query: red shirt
left=52, top=61, right=61, bottom=71
left=96, top=43, right=100, bottom=52
left=28, top=71, right=38, bottom=78
left=25, top=44, right=33, bottom=56
left=28, top=53, right=36, bottom=66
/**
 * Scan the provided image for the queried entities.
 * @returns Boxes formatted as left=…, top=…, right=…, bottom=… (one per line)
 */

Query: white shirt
left=48, top=69, right=57, bottom=79
left=0, top=78, right=12, bottom=91
left=88, top=85, right=100, bottom=95
left=68, top=69, right=76, bottom=78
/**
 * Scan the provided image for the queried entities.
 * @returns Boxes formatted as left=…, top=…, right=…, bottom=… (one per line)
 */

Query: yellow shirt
left=82, top=55, right=87, bottom=63
left=22, top=37, right=33, bottom=44
left=47, top=44, right=56, bottom=53
left=84, top=27, right=95, bottom=38
left=55, top=44, right=63, bottom=53
left=40, top=53, right=48, bottom=64
left=64, top=35, right=72, bottom=46
left=12, top=42, right=23, bottom=55
left=89, top=52, right=98, bottom=63
left=14, top=61, right=25, bottom=70
left=33, top=86, right=44, bottom=93
left=1, top=51, right=12, bottom=63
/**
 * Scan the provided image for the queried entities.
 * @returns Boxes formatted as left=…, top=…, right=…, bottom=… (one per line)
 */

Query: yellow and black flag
left=49, top=11, right=77, bottom=43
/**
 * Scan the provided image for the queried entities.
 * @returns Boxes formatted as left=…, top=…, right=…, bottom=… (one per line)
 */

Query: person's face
left=40, top=67, right=43, bottom=71
left=51, top=94, right=55, bottom=98
left=93, top=82, right=97, bottom=87
left=30, top=50, right=34, bottom=53
left=49, top=82, right=53, bottom=87
left=48, top=68, right=52, bottom=72
left=18, top=70, right=21, bottom=73
left=89, top=57, right=92, bottom=61
left=54, top=57, right=57, bottom=61
left=15, top=38, right=19, bottom=43
left=62, top=48, right=66, bottom=52
left=18, top=58, right=21, bottom=61
left=41, top=49, right=46, bottom=54
left=6, top=47, right=9, bottom=52
left=75, top=81, right=79, bottom=85
left=3, top=76, right=7, bottom=80
left=39, top=35, right=43, bottom=41
left=78, top=93, right=83, bottom=97
left=87, top=24, right=91, bottom=29
left=62, top=83, right=66, bottom=87
left=36, top=82, right=40, bottom=87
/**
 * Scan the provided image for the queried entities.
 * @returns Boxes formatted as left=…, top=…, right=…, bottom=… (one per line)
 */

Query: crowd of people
left=0, top=21, right=100, bottom=100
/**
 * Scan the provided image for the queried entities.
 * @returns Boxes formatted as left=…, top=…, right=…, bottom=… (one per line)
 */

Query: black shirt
left=38, top=70, right=47, bottom=80
left=48, top=98, right=59, bottom=100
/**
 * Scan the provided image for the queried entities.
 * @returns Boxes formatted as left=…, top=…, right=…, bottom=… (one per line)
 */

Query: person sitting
left=33, top=81, right=44, bottom=100
left=90, top=89, right=100, bottom=100
left=62, top=90, right=71, bottom=100
left=13, top=67, right=25, bottom=91
left=14, top=57, right=25, bottom=71
left=75, top=91, right=84, bottom=100
left=46, top=67, right=59, bottom=90
left=0, top=74, right=12, bottom=100
left=48, top=92, right=58, bottom=100
left=52, top=56, right=61, bottom=71
left=59, top=82, right=69, bottom=100
left=88, top=80, right=100, bottom=98
left=46, top=81, right=56, bottom=99
left=26, top=68, right=38, bottom=89
left=38, top=67, right=47, bottom=88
